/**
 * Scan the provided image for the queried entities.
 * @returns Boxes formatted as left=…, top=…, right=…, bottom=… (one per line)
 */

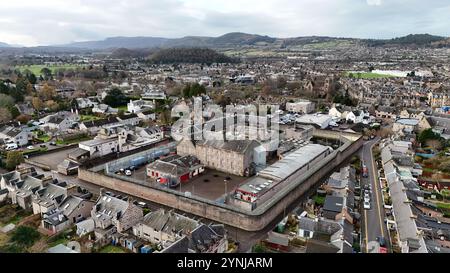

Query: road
left=360, top=137, right=390, bottom=253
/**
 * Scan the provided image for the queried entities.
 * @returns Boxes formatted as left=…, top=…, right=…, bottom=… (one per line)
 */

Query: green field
left=344, top=71, right=396, bottom=79
left=80, top=115, right=101, bottom=122
left=99, top=245, right=126, bottom=253
left=15, top=64, right=86, bottom=76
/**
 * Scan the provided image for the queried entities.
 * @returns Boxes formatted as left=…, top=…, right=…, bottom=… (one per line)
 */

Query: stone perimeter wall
left=79, top=131, right=363, bottom=231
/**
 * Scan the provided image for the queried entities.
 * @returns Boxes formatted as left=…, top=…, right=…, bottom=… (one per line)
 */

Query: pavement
left=360, top=137, right=390, bottom=253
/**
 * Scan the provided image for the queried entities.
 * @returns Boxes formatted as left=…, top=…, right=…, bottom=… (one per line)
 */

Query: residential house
left=39, top=111, right=79, bottom=132
left=32, top=181, right=78, bottom=215
left=92, top=103, right=118, bottom=114
left=161, top=223, right=228, bottom=253
left=0, top=167, right=51, bottom=210
left=132, top=209, right=199, bottom=248
left=42, top=195, right=95, bottom=235
left=127, top=99, right=154, bottom=114
left=0, top=125, right=29, bottom=147
left=76, top=98, right=97, bottom=109
left=91, top=191, right=143, bottom=240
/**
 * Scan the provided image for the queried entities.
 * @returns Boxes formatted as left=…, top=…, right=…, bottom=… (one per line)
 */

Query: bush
left=10, top=226, right=41, bottom=248
left=252, top=243, right=267, bottom=253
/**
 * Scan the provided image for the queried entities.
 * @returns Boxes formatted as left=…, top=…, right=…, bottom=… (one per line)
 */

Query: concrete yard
left=128, top=166, right=247, bottom=201
left=27, top=147, right=79, bottom=171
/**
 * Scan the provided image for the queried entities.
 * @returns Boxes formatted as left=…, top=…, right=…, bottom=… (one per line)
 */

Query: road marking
left=370, top=141, right=385, bottom=238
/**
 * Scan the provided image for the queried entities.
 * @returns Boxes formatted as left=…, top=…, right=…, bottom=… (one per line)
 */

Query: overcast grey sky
left=0, top=0, right=449, bottom=46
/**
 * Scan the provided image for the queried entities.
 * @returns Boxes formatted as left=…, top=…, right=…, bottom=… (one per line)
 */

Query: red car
left=379, top=247, right=388, bottom=253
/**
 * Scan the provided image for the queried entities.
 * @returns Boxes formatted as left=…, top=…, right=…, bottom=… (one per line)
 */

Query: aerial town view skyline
left=0, top=0, right=449, bottom=265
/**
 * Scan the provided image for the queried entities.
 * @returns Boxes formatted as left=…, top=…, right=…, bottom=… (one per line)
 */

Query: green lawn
left=99, top=245, right=126, bottom=253
left=0, top=205, right=32, bottom=227
left=80, top=115, right=101, bottom=122
left=55, top=136, right=92, bottom=145
left=15, top=64, right=86, bottom=76
left=313, top=195, right=325, bottom=205
left=344, top=72, right=397, bottom=79
left=436, top=202, right=450, bottom=210
left=36, top=134, right=51, bottom=142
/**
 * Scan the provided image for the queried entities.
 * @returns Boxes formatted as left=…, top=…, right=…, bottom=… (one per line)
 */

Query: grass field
left=344, top=71, right=397, bottom=79
left=436, top=202, right=450, bottom=210
left=15, top=64, right=86, bottom=76
left=99, top=245, right=126, bottom=253
left=80, top=114, right=101, bottom=122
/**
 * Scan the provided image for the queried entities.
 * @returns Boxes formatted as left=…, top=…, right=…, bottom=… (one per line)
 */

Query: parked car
left=49, top=141, right=56, bottom=146
left=40, top=144, right=46, bottom=148
left=27, top=145, right=34, bottom=150
left=364, top=194, right=370, bottom=203
left=125, top=170, right=132, bottom=176
left=364, top=201, right=371, bottom=210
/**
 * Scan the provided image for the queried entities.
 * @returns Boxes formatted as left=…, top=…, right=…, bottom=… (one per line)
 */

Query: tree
left=16, top=114, right=31, bottom=124
left=418, top=129, right=441, bottom=145
left=44, top=100, right=59, bottom=112
left=40, top=83, right=56, bottom=100
left=40, top=67, right=52, bottom=80
left=0, top=107, right=12, bottom=122
left=0, top=94, right=15, bottom=108
left=277, top=76, right=287, bottom=89
left=10, top=226, right=40, bottom=248
left=5, top=151, right=24, bottom=171
left=32, top=97, right=43, bottom=111
left=8, top=105, right=20, bottom=119
left=160, top=109, right=172, bottom=125
left=103, top=88, right=128, bottom=107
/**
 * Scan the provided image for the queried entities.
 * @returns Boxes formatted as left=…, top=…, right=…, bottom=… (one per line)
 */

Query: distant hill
left=61, top=36, right=169, bottom=49
left=61, top=32, right=278, bottom=49
left=12, top=32, right=449, bottom=52
left=365, top=34, right=447, bottom=47
left=0, top=42, right=11, bottom=48
left=148, top=48, right=238, bottom=64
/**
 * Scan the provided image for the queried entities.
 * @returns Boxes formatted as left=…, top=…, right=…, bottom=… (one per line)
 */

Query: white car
left=27, top=145, right=34, bottom=150
left=364, top=195, right=371, bottom=203
left=125, top=170, right=132, bottom=176
left=364, top=201, right=371, bottom=210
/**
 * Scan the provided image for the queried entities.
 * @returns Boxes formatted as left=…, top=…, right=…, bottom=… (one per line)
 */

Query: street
left=360, top=137, right=390, bottom=253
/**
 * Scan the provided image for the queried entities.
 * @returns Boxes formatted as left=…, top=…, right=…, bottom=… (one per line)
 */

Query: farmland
left=15, top=64, right=86, bottom=75
left=343, top=71, right=397, bottom=79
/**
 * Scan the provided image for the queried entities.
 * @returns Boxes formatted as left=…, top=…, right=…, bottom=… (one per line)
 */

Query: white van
left=5, top=143, right=18, bottom=150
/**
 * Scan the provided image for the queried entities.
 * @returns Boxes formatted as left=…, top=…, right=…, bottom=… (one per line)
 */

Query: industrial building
left=234, top=143, right=332, bottom=205
left=146, top=155, right=204, bottom=187
left=286, top=100, right=315, bottom=114
left=177, top=139, right=261, bottom=176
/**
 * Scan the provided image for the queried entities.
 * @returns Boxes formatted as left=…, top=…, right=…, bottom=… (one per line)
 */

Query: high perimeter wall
left=79, top=132, right=363, bottom=231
